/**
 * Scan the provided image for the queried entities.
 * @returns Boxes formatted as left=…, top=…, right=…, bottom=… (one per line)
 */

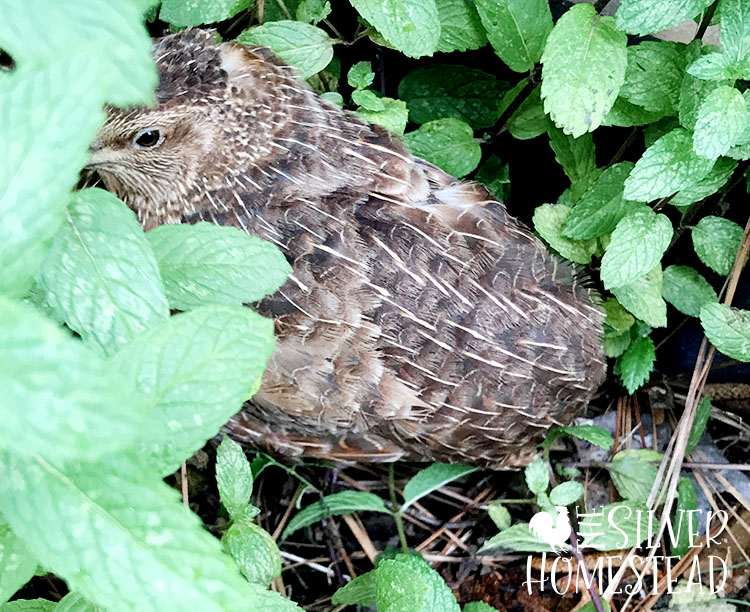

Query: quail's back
left=89, top=29, right=607, bottom=468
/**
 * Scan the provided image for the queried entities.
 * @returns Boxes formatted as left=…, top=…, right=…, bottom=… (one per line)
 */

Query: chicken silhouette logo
left=529, top=506, right=571, bottom=552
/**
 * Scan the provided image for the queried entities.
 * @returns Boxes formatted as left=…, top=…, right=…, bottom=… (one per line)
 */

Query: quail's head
left=86, top=29, right=282, bottom=227
left=88, top=104, right=219, bottom=211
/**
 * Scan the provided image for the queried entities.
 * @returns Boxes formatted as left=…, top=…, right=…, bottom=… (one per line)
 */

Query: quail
left=87, top=29, right=607, bottom=468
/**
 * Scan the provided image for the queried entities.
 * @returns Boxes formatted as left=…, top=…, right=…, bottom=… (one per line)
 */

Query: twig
left=607, top=127, right=640, bottom=167
left=341, top=513, right=378, bottom=564
left=272, top=483, right=303, bottom=541
left=180, top=461, right=189, bottom=507
left=280, top=551, right=336, bottom=578
left=633, top=395, right=648, bottom=450
left=389, top=464, right=409, bottom=554
left=494, top=68, right=540, bottom=137
left=569, top=524, right=605, bottom=612
left=696, top=1, right=719, bottom=42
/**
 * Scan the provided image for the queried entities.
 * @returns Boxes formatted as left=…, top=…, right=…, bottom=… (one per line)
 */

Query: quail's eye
left=132, top=128, right=163, bottom=150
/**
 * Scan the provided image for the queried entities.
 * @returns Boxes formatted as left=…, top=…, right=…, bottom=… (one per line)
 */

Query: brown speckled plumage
left=88, top=29, right=606, bottom=468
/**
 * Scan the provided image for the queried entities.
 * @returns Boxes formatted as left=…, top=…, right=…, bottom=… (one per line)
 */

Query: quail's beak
left=86, top=139, right=107, bottom=168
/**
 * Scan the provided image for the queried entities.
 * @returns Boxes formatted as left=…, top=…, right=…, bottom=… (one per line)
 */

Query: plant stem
left=696, top=1, right=718, bottom=41
left=388, top=463, right=409, bottom=554
left=494, top=67, right=540, bottom=138
left=607, top=127, right=640, bottom=166
left=568, top=523, right=606, bottom=612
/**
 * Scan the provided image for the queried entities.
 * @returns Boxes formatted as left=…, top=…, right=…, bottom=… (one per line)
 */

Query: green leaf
left=479, top=522, right=555, bottom=553
left=615, top=0, right=713, bottom=35
left=700, top=303, right=750, bottom=361
left=611, top=265, right=668, bottom=328
left=687, top=51, right=750, bottom=81
left=541, top=3, right=627, bottom=137
left=216, top=436, right=254, bottom=521
left=503, top=84, right=546, bottom=140
left=147, top=222, right=290, bottom=310
left=563, top=162, right=641, bottom=240
left=524, top=458, right=548, bottom=495
left=615, top=335, right=656, bottom=394
left=0, top=296, right=147, bottom=462
left=686, top=396, right=711, bottom=454
left=464, top=603, right=500, bottom=612
left=619, top=41, right=686, bottom=115
left=403, top=118, right=480, bottom=177
left=350, top=0, right=440, bottom=58
left=352, top=88, right=384, bottom=111
left=671, top=157, right=737, bottom=207
left=717, top=0, right=750, bottom=66
left=321, top=91, right=344, bottom=106
left=332, top=571, right=376, bottom=606
left=0, top=600, right=55, bottom=612
left=375, top=559, right=429, bottom=612
left=160, top=0, right=252, bottom=26
left=0, top=453, right=291, bottom=612
left=532, top=204, right=597, bottom=265
left=39, top=189, right=168, bottom=356
left=603, top=297, right=636, bottom=336
left=399, top=554, right=460, bottom=612
left=435, top=0, right=487, bottom=53
left=398, top=65, right=508, bottom=129
left=262, top=0, right=301, bottom=21
left=475, top=0, right=552, bottom=73
left=692, top=215, right=744, bottom=275
left=673, top=477, right=698, bottom=557
left=222, top=521, right=281, bottom=587
left=727, top=142, right=750, bottom=160
left=644, top=117, right=681, bottom=149
left=0, top=0, right=155, bottom=107
left=543, top=425, right=614, bottom=451
left=693, top=85, right=747, bottom=160
left=347, top=61, right=375, bottom=90
left=603, top=97, right=667, bottom=127
left=372, top=553, right=459, bottom=612
left=237, top=21, right=334, bottom=79
left=0, top=525, right=37, bottom=605
left=549, top=481, right=583, bottom=506
left=624, top=128, right=715, bottom=201
left=355, top=97, right=409, bottom=134
left=54, top=593, right=98, bottom=612
left=402, top=463, right=477, bottom=511
left=579, top=501, right=651, bottom=550
left=296, top=0, right=331, bottom=25
left=282, top=491, right=390, bottom=538
left=604, top=331, right=632, bottom=358
left=487, top=502, right=511, bottom=531
left=663, top=265, right=718, bottom=317
left=111, top=306, right=275, bottom=475
left=546, top=126, right=598, bottom=198
left=679, top=64, right=721, bottom=131
left=474, top=155, right=510, bottom=199
left=609, top=452, right=659, bottom=502
left=0, top=61, right=105, bottom=297
left=601, top=210, right=673, bottom=289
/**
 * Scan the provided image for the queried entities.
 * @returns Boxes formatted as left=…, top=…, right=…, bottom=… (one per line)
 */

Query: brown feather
left=87, top=29, right=607, bottom=468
